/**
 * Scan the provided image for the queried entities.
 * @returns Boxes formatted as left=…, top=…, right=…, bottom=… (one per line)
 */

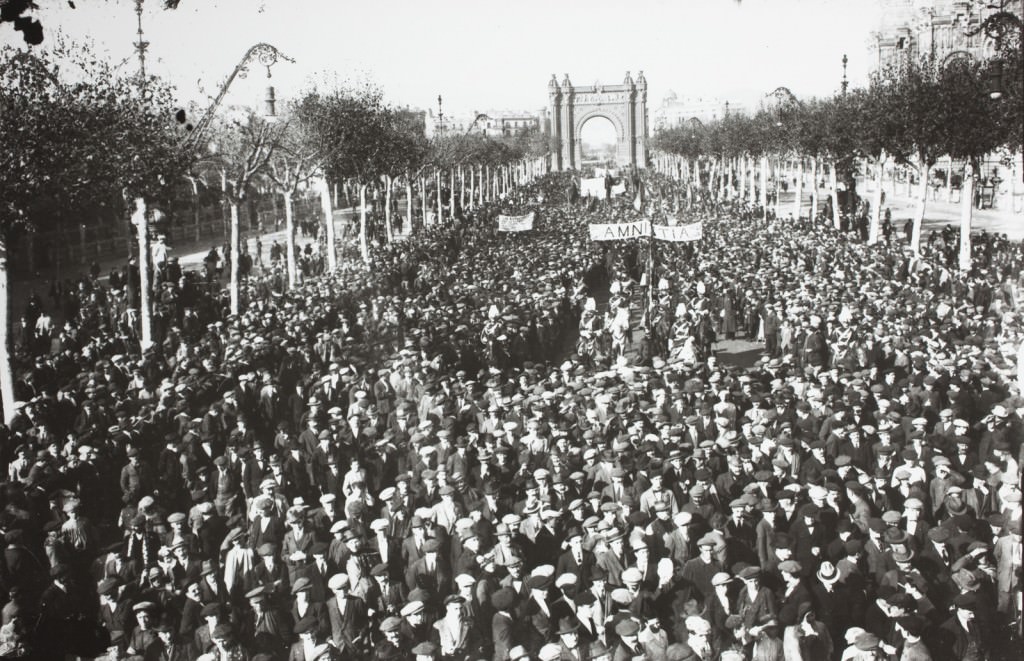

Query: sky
left=3, top=0, right=884, bottom=116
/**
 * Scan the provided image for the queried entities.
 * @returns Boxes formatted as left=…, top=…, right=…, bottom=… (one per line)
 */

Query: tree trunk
left=748, top=156, right=757, bottom=206
left=436, top=169, right=443, bottom=223
left=0, top=237, right=14, bottom=424
left=320, top=178, right=337, bottom=272
left=405, top=177, right=414, bottom=235
left=131, top=197, right=153, bottom=349
left=809, top=157, right=818, bottom=221
left=741, top=155, right=749, bottom=201
left=450, top=169, right=456, bottom=219
left=384, top=176, right=393, bottom=243
left=760, top=156, right=768, bottom=219
left=829, top=162, right=841, bottom=230
left=283, top=190, right=297, bottom=288
left=229, top=201, right=240, bottom=316
left=773, top=157, right=782, bottom=218
left=359, top=184, right=369, bottom=263
left=459, top=166, right=466, bottom=210
left=868, top=152, right=886, bottom=245
left=945, top=157, right=953, bottom=203
left=420, top=176, right=428, bottom=226
left=959, top=162, right=974, bottom=272
left=220, top=170, right=229, bottom=236
left=792, top=158, right=804, bottom=220
left=910, top=158, right=930, bottom=255
left=469, top=166, right=475, bottom=210
left=190, top=179, right=202, bottom=241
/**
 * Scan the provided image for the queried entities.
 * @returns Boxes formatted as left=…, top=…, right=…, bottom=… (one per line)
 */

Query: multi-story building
left=870, top=0, right=1018, bottom=70
left=869, top=0, right=1023, bottom=214
left=424, top=108, right=545, bottom=138
left=651, top=91, right=744, bottom=130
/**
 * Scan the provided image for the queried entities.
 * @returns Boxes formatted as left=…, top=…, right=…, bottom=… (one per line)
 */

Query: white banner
left=652, top=221, right=702, bottom=242
left=589, top=220, right=651, bottom=241
left=498, top=212, right=535, bottom=232
left=588, top=220, right=703, bottom=242
left=581, top=177, right=606, bottom=198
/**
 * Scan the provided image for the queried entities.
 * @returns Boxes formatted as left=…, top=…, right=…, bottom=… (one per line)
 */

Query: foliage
left=937, top=57, right=1011, bottom=164
left=0, top=44, right=190, bottom=240
left=651, top=46, right=1022, bottom=172
left=294, top=82, right=393, bottom=186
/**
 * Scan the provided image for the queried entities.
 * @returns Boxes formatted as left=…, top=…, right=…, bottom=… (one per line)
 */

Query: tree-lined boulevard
left=0, top=2, right=1022, bottom=660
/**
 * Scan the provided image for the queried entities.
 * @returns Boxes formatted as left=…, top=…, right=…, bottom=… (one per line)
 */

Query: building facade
left=870, top=0, right=1016, bottom=70
left=869, top=0, right=1023, bottom=215
left=651, top=91, right=743, bottom=131
left=425, top=108, right=544, bottom=138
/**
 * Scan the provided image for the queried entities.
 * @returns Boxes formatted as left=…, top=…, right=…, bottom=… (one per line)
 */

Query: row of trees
left=651, top=47, right=1021, bottom=269
left=1, top=43, right=187, bottom=422
left=0, top=42, right=547, bottom=422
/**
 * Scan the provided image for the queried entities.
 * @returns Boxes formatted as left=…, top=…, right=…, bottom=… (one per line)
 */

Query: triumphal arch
left=547, top=71, right=649, bottom=170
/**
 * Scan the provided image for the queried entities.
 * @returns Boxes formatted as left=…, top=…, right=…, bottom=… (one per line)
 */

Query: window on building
left=897, top=37, right=906, bottom=50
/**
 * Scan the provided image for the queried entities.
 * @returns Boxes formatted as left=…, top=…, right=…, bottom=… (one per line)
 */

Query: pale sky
left=4, top=0, right=883, bottom=116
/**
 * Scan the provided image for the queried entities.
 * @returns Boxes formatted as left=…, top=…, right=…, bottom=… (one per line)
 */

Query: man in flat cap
left=326, top=573, right=369, bottom=655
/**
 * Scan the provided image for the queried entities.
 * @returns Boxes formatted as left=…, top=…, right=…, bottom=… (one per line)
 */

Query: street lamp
left=184, top=43, right=294, bottom=149
left=765, top=86, right=798, bottom=126
left=964, top=0, right=1023, bottom=100
left=465, top=113, right=490, bottom=136
left=984, top=60, right=1005, bottom=99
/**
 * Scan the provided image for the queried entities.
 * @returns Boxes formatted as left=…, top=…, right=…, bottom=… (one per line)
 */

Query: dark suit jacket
left=776, top=580, right=813, bottom=627
left=491, top=611, right=515, bottom=661
left=326, top=595, right=368, bottom=653
left=406, top=556, right=452, bottom=596
left=555, top=549, right=596, bottom=586
left=290, top=601, right=330, bottom=640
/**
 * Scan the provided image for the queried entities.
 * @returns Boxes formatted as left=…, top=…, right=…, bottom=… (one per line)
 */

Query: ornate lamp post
left=183, top=43, right=294, bottom=148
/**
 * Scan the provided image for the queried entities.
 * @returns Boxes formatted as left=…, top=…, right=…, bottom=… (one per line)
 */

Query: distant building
left=425, top=108, right=544, bottom=138
left=651, top=91, right=743, bottom=130
left=869, top=0, right=1019, bottom=70
left=869, top=0, right=1023, bottom=214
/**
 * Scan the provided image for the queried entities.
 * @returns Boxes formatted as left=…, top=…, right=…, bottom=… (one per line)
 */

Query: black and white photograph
left=0, top=0, right=1021, bottom=659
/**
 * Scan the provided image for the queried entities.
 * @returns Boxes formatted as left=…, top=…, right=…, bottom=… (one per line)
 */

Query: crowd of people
left=0, top=169, right=1021, bottom=661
